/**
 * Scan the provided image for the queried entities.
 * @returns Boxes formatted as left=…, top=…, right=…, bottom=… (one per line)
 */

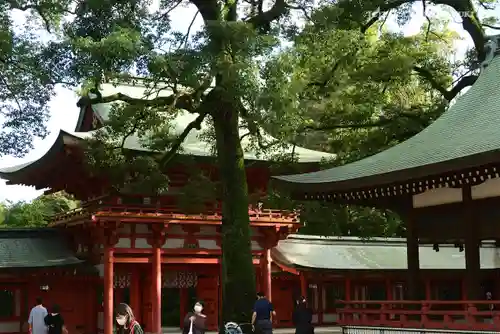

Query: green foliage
left=0, top=191, right=79, bottom=228
left=2, top=0, right=499, bottom=324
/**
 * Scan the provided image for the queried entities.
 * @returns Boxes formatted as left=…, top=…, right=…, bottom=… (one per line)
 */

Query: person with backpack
left=44, top=305, right=68, bottom=334
left=115, top=303, right=143, bottom=334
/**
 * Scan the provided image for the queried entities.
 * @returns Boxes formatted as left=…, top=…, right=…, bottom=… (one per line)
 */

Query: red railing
left=51, top=203, right=299, bottom=225
left=336, top=300, right=500, bottom=331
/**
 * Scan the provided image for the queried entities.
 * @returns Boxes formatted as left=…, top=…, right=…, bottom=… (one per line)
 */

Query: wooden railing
left=51, top=203, right=299, bottom=225
left=335, top=300, right=500, bottom=331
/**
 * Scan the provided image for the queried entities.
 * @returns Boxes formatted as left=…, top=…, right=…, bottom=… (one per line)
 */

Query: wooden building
left=2, top=228, right=500, bottom=333
left=0, top=229, right=99, bottom=334
left=0, top=82, right=333, bottom=334
left=272, top=35, right=500, bottom=330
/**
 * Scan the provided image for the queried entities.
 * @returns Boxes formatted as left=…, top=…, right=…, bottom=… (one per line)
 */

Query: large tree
left=2, top=0, right=499, bottom=325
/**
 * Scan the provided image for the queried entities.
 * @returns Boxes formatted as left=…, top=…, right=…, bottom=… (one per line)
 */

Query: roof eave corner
left=74, top=96, right=92, bottom=132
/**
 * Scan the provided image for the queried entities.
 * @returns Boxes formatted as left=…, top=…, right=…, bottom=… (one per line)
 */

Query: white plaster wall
left=198, top=240, right=219, bottom=249
left=116, top=238, right=131, bottom=248
left=162, top=239, right=185, bottom=249
left=412, top=187, right=462, bottom=208
left=472, top=177, right=500, bottom=199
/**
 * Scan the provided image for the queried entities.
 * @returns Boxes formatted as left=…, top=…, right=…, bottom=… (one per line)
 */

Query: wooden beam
left=113, top=257, right=261, bottom=265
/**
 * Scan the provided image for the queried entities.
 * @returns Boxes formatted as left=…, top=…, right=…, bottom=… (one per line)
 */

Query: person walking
left=44, top=305, right=68, bottom=334
left=292, top=297, right=313, bottom=334
left=115, top=303, right=143, bottom=334
left=183, top=302, right=206, bottom=334
left=251, top=292, right=275, bottom=334
left=29, top=297, right=48, bottom=334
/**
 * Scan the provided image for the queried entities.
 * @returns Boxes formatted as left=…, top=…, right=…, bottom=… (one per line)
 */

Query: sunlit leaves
left=0, top=191, right=79, bottom=228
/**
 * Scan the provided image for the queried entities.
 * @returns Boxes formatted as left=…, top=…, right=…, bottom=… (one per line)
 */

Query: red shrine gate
left=54, top=200, right=300, bottom=334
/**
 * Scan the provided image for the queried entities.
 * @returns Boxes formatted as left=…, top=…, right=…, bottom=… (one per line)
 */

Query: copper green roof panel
left=0, top=228, right=83, bottom=268
left=273, top=49, right=500, bottom=191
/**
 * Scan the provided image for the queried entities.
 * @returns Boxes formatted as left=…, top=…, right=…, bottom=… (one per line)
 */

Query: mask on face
left=194, top=305, right=203, bottom=313
left=116, top=316, right=127, bottom=326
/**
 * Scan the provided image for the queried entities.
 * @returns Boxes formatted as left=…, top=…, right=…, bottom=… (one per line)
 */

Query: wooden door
left=196, top=276, right=219, bottom=330
left=271, top=279, right=294, bottom=327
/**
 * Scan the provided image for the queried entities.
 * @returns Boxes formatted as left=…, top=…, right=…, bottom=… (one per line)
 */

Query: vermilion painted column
left=152, top=246, right=162, bottom=334
left=300, top=273, right=307, bottom=298
left=345, top=277, right=351, bottom=301
left=261, top=249, right=272, bottom=301
left=104, top=246, right=114, bottom=334
left=386, top=279, right=393, bottom=300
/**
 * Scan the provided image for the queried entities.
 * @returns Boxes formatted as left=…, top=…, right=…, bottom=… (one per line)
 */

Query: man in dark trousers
left=251, top=292, right=276, bottom=334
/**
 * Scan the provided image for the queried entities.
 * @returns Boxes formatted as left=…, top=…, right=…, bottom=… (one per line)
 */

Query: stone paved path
left=162, top=326, right=342, bottom=334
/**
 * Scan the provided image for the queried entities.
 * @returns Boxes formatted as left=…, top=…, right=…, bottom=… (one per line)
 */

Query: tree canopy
left=0, top=191, right=79, bottom=228
left=2, top=0, right=500, bottom=325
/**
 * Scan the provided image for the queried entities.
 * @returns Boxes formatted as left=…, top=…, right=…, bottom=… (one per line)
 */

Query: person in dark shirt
left=292, top=297, right=313, bottom=334
left=44, top=304, right=67, bottom=334
left=183, top=301, right=206, bottom=334
left=251, top=292, right=276, bottom=334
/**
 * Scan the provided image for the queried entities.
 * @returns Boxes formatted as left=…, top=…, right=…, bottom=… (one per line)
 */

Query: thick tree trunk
left=212, top=100, right=256, bottom=330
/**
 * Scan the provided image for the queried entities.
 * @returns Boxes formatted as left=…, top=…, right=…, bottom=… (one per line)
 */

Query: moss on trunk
left=212, top=103, right=256, bottom=330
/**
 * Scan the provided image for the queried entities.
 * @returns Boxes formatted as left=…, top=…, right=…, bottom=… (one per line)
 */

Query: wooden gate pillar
left=103, top=227, right=118, bottom=334
left=300, top=273, right=307, bottom=298
left=148, top=224, right=167, bottom=334
left=261, top=249, right=272, bottom=301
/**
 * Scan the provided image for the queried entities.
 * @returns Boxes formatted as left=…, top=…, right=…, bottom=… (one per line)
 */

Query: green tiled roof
left=0, top=228, right=83, bottom=268
left=273, top=235, right=500, bottom=270
left=273, top=54, right=500, bottom=191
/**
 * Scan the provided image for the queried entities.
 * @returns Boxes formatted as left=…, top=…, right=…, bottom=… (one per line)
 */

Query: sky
left=0, top=2, right=497, bottom=203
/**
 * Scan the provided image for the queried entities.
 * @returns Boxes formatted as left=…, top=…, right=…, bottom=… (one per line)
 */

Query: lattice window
left=162, top=271, right=198, bottom=288
left=114, top=273, right=131, bottom=288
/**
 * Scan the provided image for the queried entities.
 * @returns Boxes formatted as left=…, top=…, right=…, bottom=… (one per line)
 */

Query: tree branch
left=190, top=0, right=220, bottom=22
left=302, top=111, right=433, bottom=132
left=413, top=66, right=477, bottom=101
left=245, top=0, right=287, bottom=32
left=77, top=91, right=198, bottom=112
left=482, top=24, right=500, bottom=30
left=158, top=111, right=209, bottom=168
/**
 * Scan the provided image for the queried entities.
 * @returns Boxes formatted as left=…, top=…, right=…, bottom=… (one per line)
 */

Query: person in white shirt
left=29, top=297, right=48, bottom=334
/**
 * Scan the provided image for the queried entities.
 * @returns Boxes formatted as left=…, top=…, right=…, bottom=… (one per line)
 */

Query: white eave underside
left=272, top=235, right=500, bottom=270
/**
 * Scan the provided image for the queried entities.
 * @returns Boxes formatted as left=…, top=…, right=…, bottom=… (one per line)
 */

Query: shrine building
left=0, top=229, right=499, bottom=334
left=0, top=81, right=334, bottom=334
left=272, top=34, right=500, bottom=331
